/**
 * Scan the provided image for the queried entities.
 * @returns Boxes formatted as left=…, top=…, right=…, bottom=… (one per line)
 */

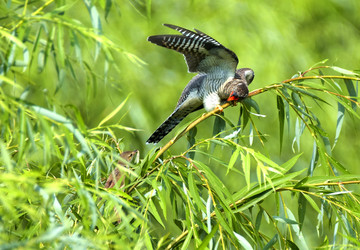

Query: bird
left=146, top=24, right=254, bottom=144
left=103, top=150, right=138, bottom=224
left=104, top=150, right=139, bottom=189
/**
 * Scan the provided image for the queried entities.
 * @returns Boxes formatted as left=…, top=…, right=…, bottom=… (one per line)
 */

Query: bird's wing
left=148, top=24, right=238, bottom=75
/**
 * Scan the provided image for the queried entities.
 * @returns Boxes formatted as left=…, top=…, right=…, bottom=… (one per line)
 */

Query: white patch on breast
left=203, top=92, right=221, bottom=112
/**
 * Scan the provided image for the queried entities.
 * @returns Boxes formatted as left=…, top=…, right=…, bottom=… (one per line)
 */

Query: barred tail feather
left=146, top=110, right=186, bottom=144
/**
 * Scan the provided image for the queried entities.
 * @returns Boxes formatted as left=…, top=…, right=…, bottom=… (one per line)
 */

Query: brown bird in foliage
left=104, top=150, right=139, bottom=189
left=103, top=150, right=138, bottom=225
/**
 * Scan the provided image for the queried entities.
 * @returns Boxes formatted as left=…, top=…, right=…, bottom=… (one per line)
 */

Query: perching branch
left=152, top=74, right=360, bottom=162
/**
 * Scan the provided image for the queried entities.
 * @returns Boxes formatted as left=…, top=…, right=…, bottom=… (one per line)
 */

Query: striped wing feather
left=147, top=24, right=238, bottom=74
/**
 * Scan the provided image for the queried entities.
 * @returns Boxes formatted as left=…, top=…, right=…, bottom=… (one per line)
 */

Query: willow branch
left=152, top=75, right=360, bottom=162
left=165, top=179, right=360, bottom=249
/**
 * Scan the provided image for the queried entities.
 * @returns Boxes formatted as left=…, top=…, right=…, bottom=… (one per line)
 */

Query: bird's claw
left=215, top=104, right=224, bottom=113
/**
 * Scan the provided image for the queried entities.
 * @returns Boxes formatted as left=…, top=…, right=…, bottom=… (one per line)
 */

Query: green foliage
left=1, top=0, right=360, bottom=249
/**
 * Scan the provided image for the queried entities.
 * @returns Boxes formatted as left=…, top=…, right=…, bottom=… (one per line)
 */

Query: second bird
left=146, top=24, right=255, bottom=144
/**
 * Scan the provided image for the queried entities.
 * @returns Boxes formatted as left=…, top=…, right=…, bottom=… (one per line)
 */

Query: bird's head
left=235, top=68, right=255, bottom=86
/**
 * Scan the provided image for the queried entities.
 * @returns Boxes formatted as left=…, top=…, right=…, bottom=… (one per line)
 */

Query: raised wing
left=148, top=24, right=238, bottom=75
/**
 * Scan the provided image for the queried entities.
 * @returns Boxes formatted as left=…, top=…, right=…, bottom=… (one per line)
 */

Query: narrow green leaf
left=206, top=195, right=212, bottom=236
left=299, top=174, right=360, bottom=185
left=187, top=127, right=197, bottom=159
left=84, top=0, right=103, bottom=59
left=57, top=23, right=65, bottom=67
left=344, top=79, right=357, bottom=110
left=252, top=151, right=283, bottom=173
left=277, top=95, right=285, bottom=152
left=333, top=102, right=345, bottom=149
left=327, top=155, right=350, bottom=174
left=233, top=170, right=306, bottom=203
left=285, top=208, right=308, bottom=249
left=249, top=123, right=253, bottom=145
left=213, top=208, right=234, bottom=240
left=255, top=207, right=263, bottom=230
left=37, top=226, right=66, bottom=242
left=0, top=28, right=27, bottom=49
left=17, top=107, right=26, bottom=160
left=291, top=91, right=304, bottom=109
left=241, top=151, right=251, bottom=190
left=332, top=220, right=339, bottom=247
left=331, top=66, right=358, bottom=76
left=244, top=98, right=261, bottom=114
left=303, top=193, right=320, bottom=213
left=32, top=105, right=92, bottom=156
left=242, top=104, right=250, bottom=129
left=194, top=160, right=234, bottom=206
left=157, top=183, right=167, bottom=220
left=273, top=216, right=298, bottom=225
left=181, top=228, right=194, bottom=250
left=227, top=146, right=241, bottom=175
left=0, top=140, right=13, bottom=171
left=340, top=213, right=356, bottom=239
left=0, top=75, right=23, bottom=89
left=71, top=30, right=83, bottom=66
left=233, top=231, right=253, bottom=250
left=212, top=114, right=226, bottom=137
left=234, top=189, right=273, bottom=213
left=298, top=192, right=307, bottom=230
left=286, top=240, right=300, bottom=250
left=270, top=153, right=302, bottom=179
left=284, top=83, right=328, bottom=104
left=280, top=153, right=302, bottom=173
left=331, top=94, right=360, bottom=119
left=293, top=118, right=302, bottom=152
left=98, top=95, right=129, bottom=127
left=188, top=172, right=206, bottom=212
left=198, top=223, right=219, bottom=250
left=284, top=97, right=291, bottom=134
left=37, top=49, right=45, bottom=73
left=263, top=234, right=278, bottom=250
left=308, top=140, right=318, bottom=176
left=105, top=0, right=112, bottom=20
left=148, top=199, right=165, bottom=228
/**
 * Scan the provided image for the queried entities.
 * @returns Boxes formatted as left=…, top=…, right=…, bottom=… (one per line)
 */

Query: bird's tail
left=146, top=108, right=187, bottom=144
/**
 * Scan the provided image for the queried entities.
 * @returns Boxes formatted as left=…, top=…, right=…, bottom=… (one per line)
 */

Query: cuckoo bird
left=146, top=24, right=254, bottom=144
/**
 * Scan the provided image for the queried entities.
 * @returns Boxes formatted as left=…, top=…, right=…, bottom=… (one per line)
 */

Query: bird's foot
left=215, top=104, right=224, bottom=113
left=227, top=91, right=239, bottom=106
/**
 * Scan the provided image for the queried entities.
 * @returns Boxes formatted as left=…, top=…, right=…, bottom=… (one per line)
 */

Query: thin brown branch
left=152, top=75, right=360, bottom=162
left=300, top=65, right=331, bottom=77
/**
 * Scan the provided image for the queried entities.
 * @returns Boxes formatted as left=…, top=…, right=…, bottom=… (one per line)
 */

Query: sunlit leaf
left=331, top=66, right=358, bottom=76
left=227, top=145, right=241, bottom=175
left=333, top=102, right=345, bottom=149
